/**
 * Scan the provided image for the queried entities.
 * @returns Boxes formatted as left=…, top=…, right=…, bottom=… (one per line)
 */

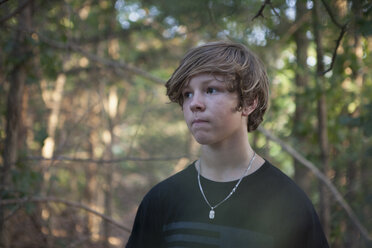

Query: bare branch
left=318, top=0, right=350, bottom=74
left=4, top=203, right=22, bottom=221
left=268, top=2, right=280, bottom=18
left=0, top=0, right=33, bottom=24
left=281, top=10, right=311, bottom=43
left=258, top=126, right=372, bottom=242
left=323, top=24, right=348, bottom=75
left=252, top=0, right=271, bottom=21
left=25, top=155, right=187, bottom=164
left=1, top=196, right=131, bottom=233
left=66, top=236, right=90, bottom=248
left=320, top=0, right=343, bottom=29
left=0, top=0, right=11, bottom=6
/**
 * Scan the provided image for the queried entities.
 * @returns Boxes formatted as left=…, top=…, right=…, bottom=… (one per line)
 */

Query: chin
left=193, top=135, right=217, bottom=145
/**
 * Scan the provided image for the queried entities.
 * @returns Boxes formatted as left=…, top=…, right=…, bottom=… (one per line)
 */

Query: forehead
left=183, top=73, right=225, bottom=88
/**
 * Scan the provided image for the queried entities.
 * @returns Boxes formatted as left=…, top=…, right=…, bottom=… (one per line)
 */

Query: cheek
left=182, top=108, right=192, bottom=125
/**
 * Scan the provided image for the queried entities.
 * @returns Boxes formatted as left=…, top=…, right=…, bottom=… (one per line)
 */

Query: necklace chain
left=197, top=152, right=256, bottom=219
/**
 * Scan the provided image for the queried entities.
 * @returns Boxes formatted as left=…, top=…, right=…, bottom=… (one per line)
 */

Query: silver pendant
left=209, top=210, right=215, bottom=219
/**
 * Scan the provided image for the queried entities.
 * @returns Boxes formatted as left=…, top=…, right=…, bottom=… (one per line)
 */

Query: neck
left=199, top=132, right=256, bottom=182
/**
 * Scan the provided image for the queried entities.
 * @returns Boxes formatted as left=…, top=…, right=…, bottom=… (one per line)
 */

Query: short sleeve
left=125, top=191, right=164, bottom=248
left=303, top=207, right=329, bottom=248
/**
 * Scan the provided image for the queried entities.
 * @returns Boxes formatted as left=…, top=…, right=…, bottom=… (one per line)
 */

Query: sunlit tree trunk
left=293, top=0, right=312, bottom=195
left=0, top=2, right=31, bottom=246
left=84, top=92, right=99, bottom=242
left=41, top=74, right=66, bottom=160
left=101, top=86, right=118, bottom=247
left=312, top=0, right=331, bottom=238
left=39, top=73, right=66, bottom=246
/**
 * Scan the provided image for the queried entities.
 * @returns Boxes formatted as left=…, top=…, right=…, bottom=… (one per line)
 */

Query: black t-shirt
left=126, top=161, right=329, bottom=248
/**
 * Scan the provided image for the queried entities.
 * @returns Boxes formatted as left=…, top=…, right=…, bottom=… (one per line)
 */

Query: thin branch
left=323, top=23, right=348, bottom=75
left=268, top=2, right=280, bottom=18
left=4, top=203, right=23, bottom=221
left=0, top=0, right=33, bottom=24
left=251, top=0, right=271, bottom=21
left=320, top=0, right=343, bottom=29
left=281, top=10, right=311, bottom=43
left=127, top=94, right=155, bottom=157
left=4, top=195, right=33, bottom=221
left=0, top=196, right=131, bottom=233
left=258, top=126, right=372, bottom=242
left=25, top=155, right=187, bottom=164
left=319, top=0, right=349, bottom=74
left=66, top=236, right=90, bottom=248
left=64, top=65, right=102, bottom=75
left=0, top=0, right=10, bottom=6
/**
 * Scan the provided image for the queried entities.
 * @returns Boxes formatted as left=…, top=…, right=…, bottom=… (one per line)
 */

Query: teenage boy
left=126, top=41, right=329, bottom=248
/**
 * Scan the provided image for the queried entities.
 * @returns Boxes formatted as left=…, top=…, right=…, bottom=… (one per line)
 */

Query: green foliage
left=11, top=161, right=43, bottom=196
left=1, top=0, right=371, bottom=247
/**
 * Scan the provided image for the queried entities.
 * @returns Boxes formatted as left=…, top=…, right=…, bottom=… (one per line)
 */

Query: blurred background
left=1, top=0, right=371, bottom=247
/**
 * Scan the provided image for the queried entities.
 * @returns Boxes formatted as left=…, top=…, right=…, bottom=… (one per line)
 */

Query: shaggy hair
left=165, top=40, right=269, bottom=132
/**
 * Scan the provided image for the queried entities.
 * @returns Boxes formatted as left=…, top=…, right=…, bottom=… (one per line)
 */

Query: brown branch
left=318, top=0, right=350, bottom=74
left=280, top=10, right=311, bottom=43
left=25, top=155, right=187, bottom=164
left=66, top=236, right=90, bottom=248
left=4, top=203, right=23, bottom=221
left=269, top=2, right=280, bottom=18
left=258, top=126, right=372, bottom=242
left=0, top=0, right=11, bottom=6
left=323, top=24, right=348, bottom=75
left=320, top=0, right=343, bottom=29
left=0, top=0, right=33, bottom=24
left=64, top=65, right=102, bottom=75
left=251, top=0, right=271, bottom=21
left=0, top=196, right=131, bottom=233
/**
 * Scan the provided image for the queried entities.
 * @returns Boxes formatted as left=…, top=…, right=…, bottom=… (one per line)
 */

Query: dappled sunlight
left=1, top=0, right=371, bottom=247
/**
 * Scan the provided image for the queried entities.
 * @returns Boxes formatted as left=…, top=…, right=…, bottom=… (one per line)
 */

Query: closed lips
left=192, top=119, right=208, bottom=125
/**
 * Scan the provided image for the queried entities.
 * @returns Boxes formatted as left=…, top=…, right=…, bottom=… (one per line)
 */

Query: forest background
left=1, top=0, right=371, bottom=247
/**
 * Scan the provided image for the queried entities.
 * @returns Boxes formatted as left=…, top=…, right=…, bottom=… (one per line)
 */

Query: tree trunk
left=38, top=73, right=67, bottom=247
left=293, top=0, right=312, bottom=195
left=41, top=73, right=66, bottom=159
left=312, top=0, right=331, bottom=238
left=102, top=86, right=118, bottom=248
left=345, top=1, right=364, bottom=247
left=84, top=95, right=99, bottom=242
left=0, top=2, right=32, bottom=246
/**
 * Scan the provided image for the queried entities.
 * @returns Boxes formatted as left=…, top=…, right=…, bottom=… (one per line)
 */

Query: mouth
left=192, top=119, right=208, bottom=125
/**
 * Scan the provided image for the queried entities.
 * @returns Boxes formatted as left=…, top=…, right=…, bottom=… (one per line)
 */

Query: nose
left=190, top=92, right=205, bottom=112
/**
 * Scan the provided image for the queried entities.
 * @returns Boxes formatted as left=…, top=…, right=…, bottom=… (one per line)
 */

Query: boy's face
left=181, top=73, right=253, bottom=146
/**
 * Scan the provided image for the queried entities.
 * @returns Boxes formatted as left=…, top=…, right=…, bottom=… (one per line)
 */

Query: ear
left=242, top=98, right=258, bottom=116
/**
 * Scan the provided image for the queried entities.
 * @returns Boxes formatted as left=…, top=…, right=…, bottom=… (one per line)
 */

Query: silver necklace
left=197, top=152, right=256, bottom=219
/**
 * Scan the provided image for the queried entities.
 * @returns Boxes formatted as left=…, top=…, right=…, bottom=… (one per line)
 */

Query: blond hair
left=165, top=41, right=269, bottom=132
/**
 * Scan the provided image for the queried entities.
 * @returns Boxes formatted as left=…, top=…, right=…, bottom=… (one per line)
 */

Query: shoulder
left=255, top=160, right=315, bottom=211
left=142, top=162, right=196, bottom=204
left=261, top=161, right=329, bottom=247
left=253, top=161, right=329, bottom=244
left=259, top=161, right=308, bottom=194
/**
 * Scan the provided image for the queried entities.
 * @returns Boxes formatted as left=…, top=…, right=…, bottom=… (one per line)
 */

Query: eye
left=183, top=91, right=193, bottom=99
left=206, top=87, right=217, bottom=94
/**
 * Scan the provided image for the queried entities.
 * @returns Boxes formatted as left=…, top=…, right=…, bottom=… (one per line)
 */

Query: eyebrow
left=183, top=77, right=219, bottom=89
left=199, top=78, right=215, bottom=86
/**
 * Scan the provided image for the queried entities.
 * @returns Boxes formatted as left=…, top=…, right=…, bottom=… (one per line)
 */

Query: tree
left=0, top=0, right=371, bottom=247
